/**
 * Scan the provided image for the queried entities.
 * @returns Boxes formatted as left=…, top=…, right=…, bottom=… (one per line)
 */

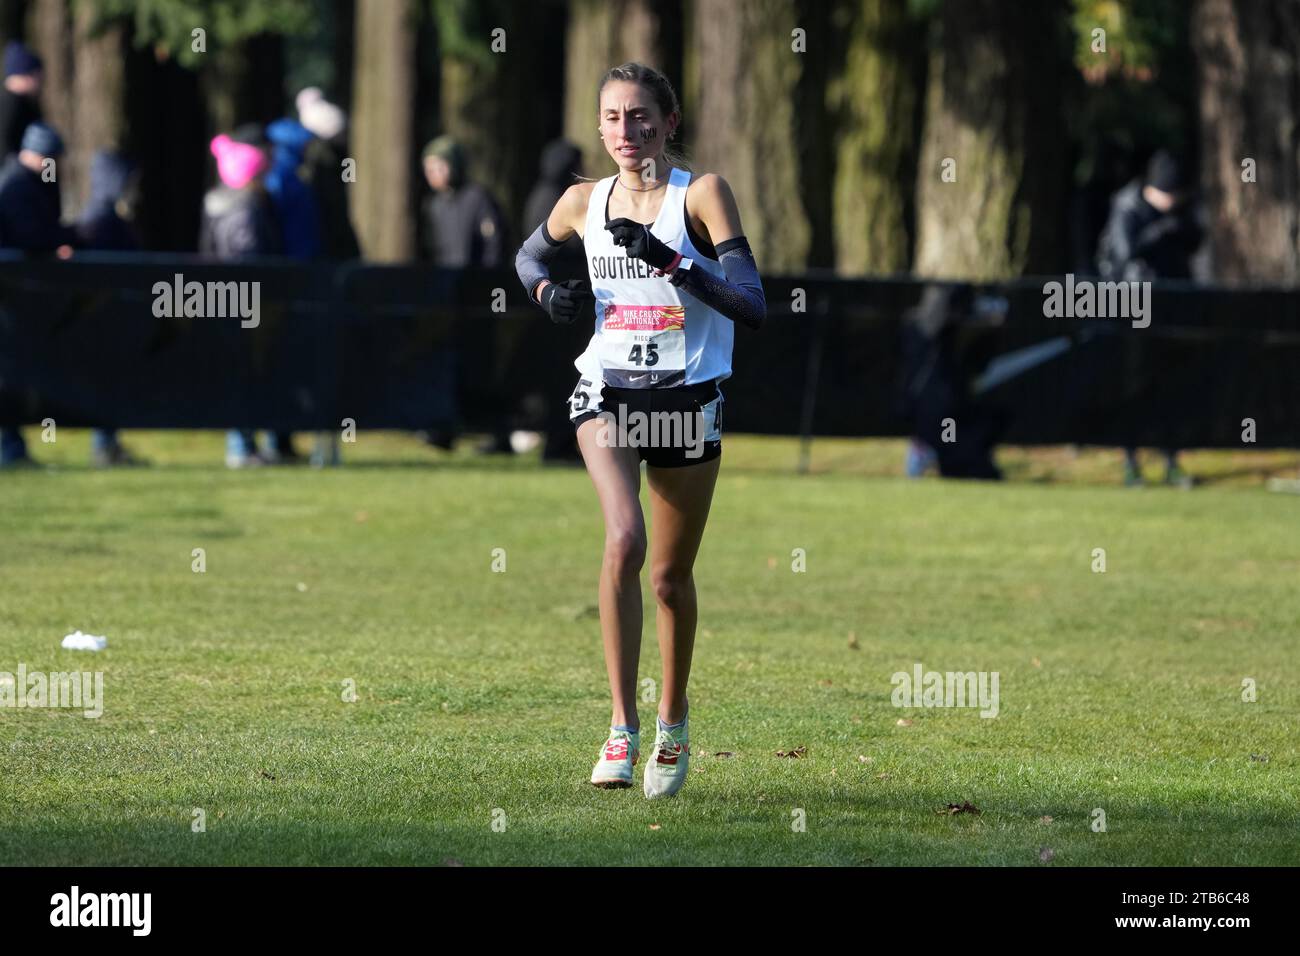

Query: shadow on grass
left=4, top=788, right=1296, bottom=866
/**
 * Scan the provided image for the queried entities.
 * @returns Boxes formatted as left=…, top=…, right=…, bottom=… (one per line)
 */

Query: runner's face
left=599, top=81, right=673, bottom=174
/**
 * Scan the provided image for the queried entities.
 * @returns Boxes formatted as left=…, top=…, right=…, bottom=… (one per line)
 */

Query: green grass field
left=2, top=429, right=1297, bottom=866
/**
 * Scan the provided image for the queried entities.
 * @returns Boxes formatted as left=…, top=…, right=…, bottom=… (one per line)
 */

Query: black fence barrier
left=1, top=253, right=1297, bottom=449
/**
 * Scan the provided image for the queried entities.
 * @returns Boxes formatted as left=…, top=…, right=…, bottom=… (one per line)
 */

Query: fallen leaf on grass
left=775, top=746, right=807, bottom=758
left=259, top=770, right=276, bottom=780
left=1250, top=754, right=1270, bottom=762
left=896, top=718, right=913, bottom=727
left=1039, top=815, right=1054, bottom=824
left=937, top=801, right=980, bottom=816
left=649, top=824, right=661, bottom=830
left=1038, top=847, right=1055, bottom=862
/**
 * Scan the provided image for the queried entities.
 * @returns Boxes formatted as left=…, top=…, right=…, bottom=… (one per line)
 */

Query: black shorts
left=569, top=376, right=723, bottom=468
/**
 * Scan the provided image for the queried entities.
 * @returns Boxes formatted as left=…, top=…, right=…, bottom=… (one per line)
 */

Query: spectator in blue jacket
left=265, top=118, right=322, bottom=259
left=261, top=118, right=323, bottom=462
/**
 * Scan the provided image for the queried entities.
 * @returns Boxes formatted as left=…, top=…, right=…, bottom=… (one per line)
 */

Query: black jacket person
left=0, top=123, right=74, bottom=252
left=0, top=42, right=43, bottom=161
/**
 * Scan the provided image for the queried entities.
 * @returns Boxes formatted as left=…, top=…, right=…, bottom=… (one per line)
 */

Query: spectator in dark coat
left=0, top=42, right=42, bottom=160
left=421, top=135, right=506, bottom=268
left=420, top=136, right=511, bottom=454
left=0, top=122, right=72, bottom=468
left=296, top=87, right=359, bottom=260
left=0, top=122, right=73, bottom=252
left=1096, top=149, right=1204, bottom=487
left=523, top=138, right=585, bottom=281
left=896, top=283, right=1006, bottom=481
left=75, top=151, right=145, bottom=467
left=75, top=150, right=140, bottom=250
left=199, top=125, right=281, bottom=469
left=295, top=89, right=358, bottom=466
left=1097, top=150, right=1203, bottom=282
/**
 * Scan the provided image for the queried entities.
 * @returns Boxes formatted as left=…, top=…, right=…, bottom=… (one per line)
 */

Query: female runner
left=515, top=62, right=765, bottom=798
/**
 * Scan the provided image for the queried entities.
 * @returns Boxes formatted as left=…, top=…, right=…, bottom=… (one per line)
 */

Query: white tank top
left=576, top=167, right=733, bottom=389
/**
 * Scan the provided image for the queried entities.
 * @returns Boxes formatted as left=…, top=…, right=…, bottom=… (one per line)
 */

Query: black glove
left=538, top=279, right=593, bottom=324
left=605, top=218, right=677, bottom=271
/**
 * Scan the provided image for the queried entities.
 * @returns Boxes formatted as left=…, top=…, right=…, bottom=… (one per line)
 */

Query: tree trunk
left=829, top=0, right=925, bottom=275
left=124, top=40, right=208, bottom=251
left=0, top=0, right=26, bottom=49
left=27, top=0, right=72, bottom=209
left=437, top=0, right=561, bottom=246
left=690, top=0, right=810, bottom=273
left=331, top=0, right=356, bottom=108
left=29, top=0, right=126, bottom=220
left=562, top=0, right=676, bottom=180
left=68, top=3, right=126, bottom=219
left=351, top=0, right=417, bottom=261
left=205, top=32, right=287, bottom=133
left=913, top=0, right=1068, bottom=279
left=1193, top=0, right=1300, bottom=284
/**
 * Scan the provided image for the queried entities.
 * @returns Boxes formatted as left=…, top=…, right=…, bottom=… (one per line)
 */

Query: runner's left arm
left=670, top=173, right=765, bottom=331
left=667, top=237, right=764, bottom=331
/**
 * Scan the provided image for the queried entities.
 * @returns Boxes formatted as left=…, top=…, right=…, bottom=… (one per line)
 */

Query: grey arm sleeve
left=669, top=237, right=765, bottom=330
left=515, top=221, right=566, bottom=302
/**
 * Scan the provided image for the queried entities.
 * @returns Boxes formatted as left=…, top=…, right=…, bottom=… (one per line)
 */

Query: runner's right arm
left=515, top=184, right=589, bottom=317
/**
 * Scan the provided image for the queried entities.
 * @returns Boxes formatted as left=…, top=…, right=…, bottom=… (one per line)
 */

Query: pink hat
left=210, top=134, right=268, bottom=190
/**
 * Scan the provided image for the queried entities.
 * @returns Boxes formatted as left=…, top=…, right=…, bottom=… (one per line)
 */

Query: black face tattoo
left=639, top=127, right=658, bottom=144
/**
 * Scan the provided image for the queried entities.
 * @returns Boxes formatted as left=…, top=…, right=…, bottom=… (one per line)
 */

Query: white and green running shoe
left=643, top=713, right=689, bottom=800
left=591, top=727, right=640, bottom=788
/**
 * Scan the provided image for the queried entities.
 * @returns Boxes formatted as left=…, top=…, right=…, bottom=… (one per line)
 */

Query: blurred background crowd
left=0, top=0, right=1296, bottom=477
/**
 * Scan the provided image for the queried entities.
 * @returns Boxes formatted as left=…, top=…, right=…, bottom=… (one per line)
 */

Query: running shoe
left=643, top=713, right=690, bottom=800
left=591, top=727, right=639, bottom=788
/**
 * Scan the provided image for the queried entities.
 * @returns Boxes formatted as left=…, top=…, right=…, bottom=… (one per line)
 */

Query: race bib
left=598, top=303, right=686, bottom=387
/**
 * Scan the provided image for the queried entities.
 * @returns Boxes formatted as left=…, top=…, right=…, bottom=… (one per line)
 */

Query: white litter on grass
left=510, top=430, right=542, bottom=454
left=62, top=630, right=108, bottom=651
